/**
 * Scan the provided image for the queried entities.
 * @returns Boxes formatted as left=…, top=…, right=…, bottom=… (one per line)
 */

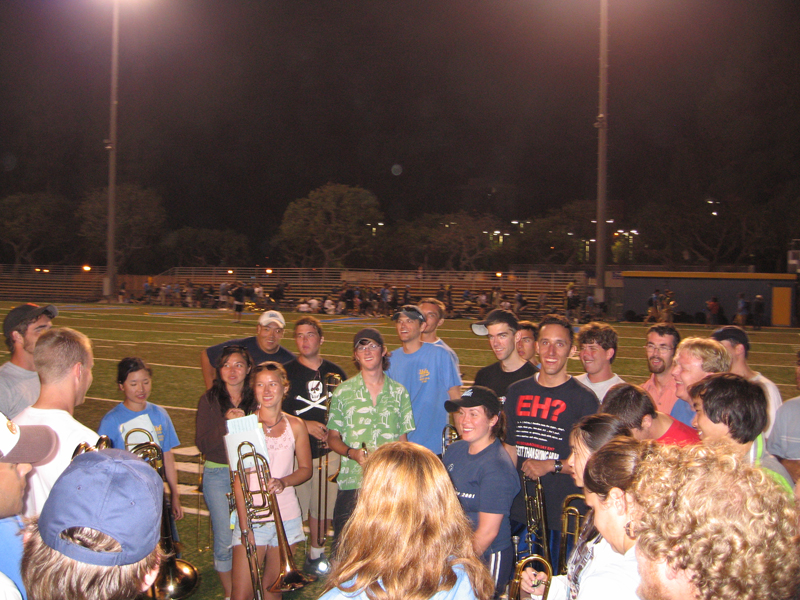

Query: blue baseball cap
left=39, top=449, right=163, bottom=566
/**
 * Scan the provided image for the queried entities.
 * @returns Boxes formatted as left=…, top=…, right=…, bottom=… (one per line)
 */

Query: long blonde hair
left=324, top=442, right=493, bottom=600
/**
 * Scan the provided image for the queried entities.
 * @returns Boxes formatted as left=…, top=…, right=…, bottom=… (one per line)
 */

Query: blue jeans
left=203, top=464, right=233, bottom=572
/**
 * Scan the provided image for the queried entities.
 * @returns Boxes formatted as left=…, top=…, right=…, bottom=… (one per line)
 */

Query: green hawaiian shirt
left=328, top=372, right=415, bottom=490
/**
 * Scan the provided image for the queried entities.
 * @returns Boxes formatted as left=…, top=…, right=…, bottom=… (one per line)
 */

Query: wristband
left=346, top=448, right=353, bottom=460
left=553, top=459, right=563, bottom=474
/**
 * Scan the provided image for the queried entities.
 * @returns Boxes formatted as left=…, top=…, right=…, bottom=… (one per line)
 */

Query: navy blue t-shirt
left=205, top=336, right=295, bottom=368
left=443, top=437, right=520, bottom=555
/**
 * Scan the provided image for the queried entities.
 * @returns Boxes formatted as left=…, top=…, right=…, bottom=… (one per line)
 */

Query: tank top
left=248, top=416, right=301, bottom=522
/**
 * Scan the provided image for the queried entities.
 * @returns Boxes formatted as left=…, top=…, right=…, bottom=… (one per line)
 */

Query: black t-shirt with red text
left=504, top=374, right=599, bottom=530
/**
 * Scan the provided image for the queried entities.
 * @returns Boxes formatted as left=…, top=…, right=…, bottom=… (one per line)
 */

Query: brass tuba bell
left=130, top=432, right=200, bottom=600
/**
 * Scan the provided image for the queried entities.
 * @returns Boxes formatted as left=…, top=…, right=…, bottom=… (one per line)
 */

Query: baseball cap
left=471, top=309, right=518, bottom=336
left=445, top=386, right=502, bottom=414
left=39, top=449, right=163, bottom=567
left=258, top=310, right=285, bottom=328
left=353, top=328, right=384, bottom=348
left=391, top=305, right=425, bottom=322
left=0, top=417, right=58, bottom=466
left=711, top=326, right=750, bottom=353
left=3, top=304, right=58, bottom=338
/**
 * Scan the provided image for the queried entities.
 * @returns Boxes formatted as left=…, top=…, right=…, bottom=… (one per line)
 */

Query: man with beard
left=641, top=324, right=681, bottom=415
left=0, top=304, right=57, bottom=419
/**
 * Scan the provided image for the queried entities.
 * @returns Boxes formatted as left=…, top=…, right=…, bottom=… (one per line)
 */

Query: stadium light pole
left=594, top=0, right=609, bottom=306
left=104, top=0, right=120, bottom=301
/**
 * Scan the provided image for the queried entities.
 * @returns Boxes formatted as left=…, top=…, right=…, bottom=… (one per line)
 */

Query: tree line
left=4, top=180, right=799, bottom=274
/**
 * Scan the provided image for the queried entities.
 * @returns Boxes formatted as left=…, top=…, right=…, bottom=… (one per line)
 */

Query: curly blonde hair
left=324, top=442, right=494, bottom=600
left=633, top=443, right=800, bottom=600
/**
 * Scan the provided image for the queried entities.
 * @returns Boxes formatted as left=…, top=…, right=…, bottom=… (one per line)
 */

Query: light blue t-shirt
left=0, top=516, right=26, bottom=600
left=387, top=342, right=461, bottom=453
left=318, top=564, right=478, bottom=600
left=670, top=398, right=695, bottom=428
left=98, top=402, right=180, bottom=452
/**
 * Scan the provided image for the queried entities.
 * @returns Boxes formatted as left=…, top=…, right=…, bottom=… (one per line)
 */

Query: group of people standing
left=191, top=301, right=800, bottom=600
left=2, top=299, right=798, bottom=600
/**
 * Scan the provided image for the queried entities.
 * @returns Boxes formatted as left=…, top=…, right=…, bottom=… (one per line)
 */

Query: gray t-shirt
left=767, top=396, right=800, bottom=460
left=0, top=362, right=40, bottom=419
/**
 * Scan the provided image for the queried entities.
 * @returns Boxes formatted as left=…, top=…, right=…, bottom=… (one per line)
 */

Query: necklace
left=263, top=413, right=283, bottom=434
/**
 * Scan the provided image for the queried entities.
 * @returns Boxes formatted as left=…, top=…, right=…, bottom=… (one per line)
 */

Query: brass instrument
left=508, top=555, right=552, bottom=600
left=124, top=427, right=159, bottom=452
left=317, top=372, right=342, bottom=547
left=71, top=435, right=112, bottom=458
left=523, top=476, right=551, bottom=566
left=557, top=494, right=585, bottom=575
left=441, top=423, right=459, bottom=455
left=231, top=441, right=316, bottom=598
left=130, top=434, right=200, bottom=600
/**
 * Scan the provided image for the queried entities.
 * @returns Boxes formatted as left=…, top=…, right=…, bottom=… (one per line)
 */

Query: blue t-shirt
left=318, top=564, right=478, bottom=600
left=0, top=516, right=26, bottom=600
left=670, top=398, right=695, bottom=428
left=443, top=438, right=520, bottom=555
left=98, top=402, right=180, bottom=452
left=387, top=343, right=461, bottom=453
left=205, top=337, right=295, bottom=369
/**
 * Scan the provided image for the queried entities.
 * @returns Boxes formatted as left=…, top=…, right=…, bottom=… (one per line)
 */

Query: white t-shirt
left=547, top=538, right=639, bottom=600
left=14, top=407, right=97, bottom=517
left=575, top=373, right=624, bottom=404
left=0, top=362, right=40, bottom=419
left=750, top=372, right=782, bottom=437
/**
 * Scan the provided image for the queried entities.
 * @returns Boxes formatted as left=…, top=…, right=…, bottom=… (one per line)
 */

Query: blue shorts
left=232, top=516, right=305, bottom=548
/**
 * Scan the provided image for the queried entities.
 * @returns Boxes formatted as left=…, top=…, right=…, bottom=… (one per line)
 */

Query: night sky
left=1, top=0, right=799, bottom=245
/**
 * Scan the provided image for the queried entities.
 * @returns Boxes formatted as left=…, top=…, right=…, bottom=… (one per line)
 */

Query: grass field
left=3, top=302, right=799, bottom=600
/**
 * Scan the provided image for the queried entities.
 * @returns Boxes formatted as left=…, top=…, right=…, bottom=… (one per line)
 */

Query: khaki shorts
left=295, top=453, right=340, bottom=520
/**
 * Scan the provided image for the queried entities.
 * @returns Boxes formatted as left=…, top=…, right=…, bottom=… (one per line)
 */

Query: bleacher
left=150, top=267, right=586, bottom=316
left=0, top=265, right=587, bottom=315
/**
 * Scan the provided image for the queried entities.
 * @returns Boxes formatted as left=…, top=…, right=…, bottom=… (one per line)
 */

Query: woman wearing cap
left=326, top=328, right=415, bottom=553
left=522, top=431, right=643, bottom=600
left=321, top=442, right=494, bottom=600
left=442, top=386, right=520, bottom=598
left=195, top=346, right=257, bottom=599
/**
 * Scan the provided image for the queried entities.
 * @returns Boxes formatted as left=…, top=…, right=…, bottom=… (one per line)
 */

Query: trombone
left=523, top=475, right=551, bottom=566
left=441, top=424, right=459, bottom=455
left=316, top=372, right=342, bottom=547
left=230, top=441, right=316, bottom=600
left=508, top=554, right=552, bottom=600
left=72, top=435, right=112, bottom=458
left=129, top=432, right=200, bottom=600
left=557, top=494, right=585, bottom=575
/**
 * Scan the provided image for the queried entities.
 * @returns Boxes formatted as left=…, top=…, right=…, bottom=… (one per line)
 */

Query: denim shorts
left=232, top=516, right=305, bottom=548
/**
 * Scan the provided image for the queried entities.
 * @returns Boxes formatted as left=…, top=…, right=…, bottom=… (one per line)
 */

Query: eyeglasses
left=355, top=343, right=381, bottom=352
left=644, top=343, right=674, bottom=354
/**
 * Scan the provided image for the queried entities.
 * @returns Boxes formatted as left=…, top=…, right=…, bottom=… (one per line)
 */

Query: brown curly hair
left=633, top=443, right=800, bottom=600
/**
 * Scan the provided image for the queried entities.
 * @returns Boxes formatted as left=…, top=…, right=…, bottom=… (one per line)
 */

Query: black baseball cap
left=353, top=328, right=385, bottom=348
left=3, top=303, right=58, bottom=338
left=391, top=305, right=425, bottom=323
left=471, top=309, right=518, bottom=336
left=445, top=386, right=502, bottom=415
